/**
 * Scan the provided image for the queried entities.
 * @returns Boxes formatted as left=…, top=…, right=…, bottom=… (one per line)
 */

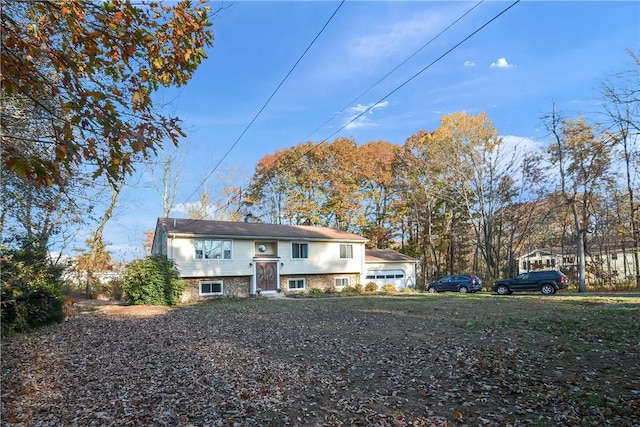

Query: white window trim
left=194, top=239, right=233, bottom=260
left=291, top=241, right=309, bottom=260
left=288, top=278, right=306, bottom=291
left=334, top=277, right=350, bottom=288
left=199, top=280, right=223, bottom=296
left=339, top=244, right=353, bottom=259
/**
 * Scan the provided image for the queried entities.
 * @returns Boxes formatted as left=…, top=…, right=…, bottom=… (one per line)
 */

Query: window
left=195, top=239, right=232, bottom=260
left=288, top=278, right=305, bottom=290
left=339, top=244, right=353, bottom=259
left=200, top=281, right=223, bottom=296
left=292, top=242, right=308, bottom=259
left=335, top=277, right=350, bottom=287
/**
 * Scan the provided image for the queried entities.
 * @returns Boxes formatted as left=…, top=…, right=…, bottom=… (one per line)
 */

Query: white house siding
left=168, top=238, right=256, bottom=278
left=277, top=240, right=365, bottom=275
left=164, top=237, right=365, bottom=278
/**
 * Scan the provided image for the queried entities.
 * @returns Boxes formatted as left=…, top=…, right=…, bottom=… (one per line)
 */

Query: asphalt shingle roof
left=157, top=218, right=368, bottom=242
left=365, top=248, right=418, bottom=262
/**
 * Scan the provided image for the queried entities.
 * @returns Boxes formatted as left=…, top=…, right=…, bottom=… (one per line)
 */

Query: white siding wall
left=278, top=241, right=364, bottom=275
left=168, top=236, right=366, bottom=278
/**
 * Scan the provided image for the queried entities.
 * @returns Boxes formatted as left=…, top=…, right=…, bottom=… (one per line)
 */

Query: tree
left=186, top=187, right=214, bottom=220
left=357, top=141, right=402, bottom=248
left=546, top=110, right=613, bottom=292
left=2, top=0, right=213, bottom=187
left=600, top=50, right=640, bottom=286
left=151, top=145, right=183, bottom=218
left=73, top=179, right=123, bottom=297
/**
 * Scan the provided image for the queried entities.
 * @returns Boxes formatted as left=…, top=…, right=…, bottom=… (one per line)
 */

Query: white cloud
left=501, top=135, right=544, bottom=154
left=490, top=57, right=513, bottom=69
left=464, top=60, right=476, bottom=67
left=344, top=101, right=390, bottom=130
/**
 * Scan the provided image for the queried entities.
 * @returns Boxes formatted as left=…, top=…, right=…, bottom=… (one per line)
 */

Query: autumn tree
left=1, top=0, right=214, bottom=187
left=546, top=111, right=613, bottom=292
left=357, top=141, right=402, bottom=248
left=186, top=188, right=214, bottom=220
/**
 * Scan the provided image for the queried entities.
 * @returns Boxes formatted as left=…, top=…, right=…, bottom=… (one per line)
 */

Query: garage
left=365, top=269, right=407, bottom=290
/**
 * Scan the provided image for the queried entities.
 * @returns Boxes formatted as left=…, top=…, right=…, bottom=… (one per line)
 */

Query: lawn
left=2, top=294, right=639, bottom=426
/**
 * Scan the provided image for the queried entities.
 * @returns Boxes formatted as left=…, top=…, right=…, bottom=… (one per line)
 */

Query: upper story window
left=292, top=242, right=308, bottom=259
left=195, top=239, right=232, bottom=260
left=339, top=244, right=353, bottom=259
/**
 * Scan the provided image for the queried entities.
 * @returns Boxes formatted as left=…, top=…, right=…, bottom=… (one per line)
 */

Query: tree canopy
left=1, top=0, right=214, bottom=187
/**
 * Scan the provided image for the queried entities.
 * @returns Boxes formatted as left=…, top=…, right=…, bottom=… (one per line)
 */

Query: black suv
left=492, top=270, right=568, bottom=295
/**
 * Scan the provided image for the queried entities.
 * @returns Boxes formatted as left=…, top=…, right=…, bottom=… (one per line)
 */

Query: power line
left=182, top=0, right=346, bottom=204
left=296, top=0, right=486, bottom=145
left=175, top=0, right=521, bottom=227
left=248, top=0, right=521, bottom=218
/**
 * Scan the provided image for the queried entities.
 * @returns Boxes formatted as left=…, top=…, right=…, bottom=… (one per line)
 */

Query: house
left=517, top=247, right=638, bottom=284
left=151, top=217, right=417, bottom=301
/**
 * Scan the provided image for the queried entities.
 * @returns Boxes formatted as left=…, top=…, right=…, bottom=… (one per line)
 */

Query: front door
left=256, top=261, right=278, bottom=291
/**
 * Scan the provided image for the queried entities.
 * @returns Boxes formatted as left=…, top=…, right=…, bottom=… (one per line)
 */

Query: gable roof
left=157, top=218, right=368, bottom=242
left=365, top=248, right=418, bottom=263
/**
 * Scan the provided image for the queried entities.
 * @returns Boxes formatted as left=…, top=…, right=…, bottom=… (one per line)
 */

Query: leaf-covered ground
left=2, top=294, right=640, bottom=426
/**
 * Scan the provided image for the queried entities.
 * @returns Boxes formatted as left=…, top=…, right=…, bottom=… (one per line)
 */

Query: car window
left=517, top=274, right=528, bottom=279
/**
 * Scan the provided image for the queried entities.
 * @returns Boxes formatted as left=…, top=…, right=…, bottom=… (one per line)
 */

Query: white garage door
left=365, top=269, right=406, bottom=289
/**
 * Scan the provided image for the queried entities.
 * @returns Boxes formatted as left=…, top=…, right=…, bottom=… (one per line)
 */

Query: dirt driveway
left=2, top=294, right=639, bottom=426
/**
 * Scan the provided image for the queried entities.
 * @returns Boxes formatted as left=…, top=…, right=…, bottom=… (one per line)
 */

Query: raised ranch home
left=151, top=218, right=417, bottom=301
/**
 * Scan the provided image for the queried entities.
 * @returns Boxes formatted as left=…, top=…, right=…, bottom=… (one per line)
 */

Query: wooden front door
left=256, top=261, right=277, bottom=291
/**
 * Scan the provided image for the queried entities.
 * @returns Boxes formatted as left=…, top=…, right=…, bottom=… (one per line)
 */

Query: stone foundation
left=182, top=276, right=250, bottom=302
left=280, top=273, right=360, bottom=293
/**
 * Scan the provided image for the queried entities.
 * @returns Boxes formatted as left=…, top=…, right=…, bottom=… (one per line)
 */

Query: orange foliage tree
left=2, top=0, right=214, bottom=187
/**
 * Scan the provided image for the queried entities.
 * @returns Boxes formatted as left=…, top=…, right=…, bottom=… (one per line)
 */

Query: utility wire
left=175, top=0, right=520, bottom=227
left=246, top=0, right=521, bottom=218
left=316, top=0, right=520, bottom=148
left=297, top=0, right=485, bottom=144
left=182, top=0, right=346, bottom=204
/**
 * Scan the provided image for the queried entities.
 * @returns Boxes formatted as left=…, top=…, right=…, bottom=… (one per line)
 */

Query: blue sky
left=90, top=1, right=639, bottom=261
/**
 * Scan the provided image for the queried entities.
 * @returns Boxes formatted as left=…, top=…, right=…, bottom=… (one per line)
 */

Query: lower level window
left=335, top=277, right=350, bottom=287
left=200, top=281, right=223, bottom=296
left=288, top=278, right=305, bottom=290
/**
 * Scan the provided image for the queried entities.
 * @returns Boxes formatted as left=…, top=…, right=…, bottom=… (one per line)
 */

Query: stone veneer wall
left=280, top=273, right=360, bottom=293
left=182, top=276, right=250, bottom=302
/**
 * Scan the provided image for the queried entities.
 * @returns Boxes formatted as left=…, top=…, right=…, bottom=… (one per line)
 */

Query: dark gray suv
left=492, top=270, right=568, bottom=295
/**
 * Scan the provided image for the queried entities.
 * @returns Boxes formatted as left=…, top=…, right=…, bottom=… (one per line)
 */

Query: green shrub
left=309, top=288, right=324, bottom=295
left=381, top=283, right=397, bottom=293
left=341, top=285, right=356, bottom=294
left=1, top=245, right=65, bottom=335
left=121, top=255, right=184, bottom=305
left=364, top=282, right=379, bottom=293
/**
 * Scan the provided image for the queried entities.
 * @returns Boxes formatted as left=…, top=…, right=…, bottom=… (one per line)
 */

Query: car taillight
left=560, top=277, right=566, bottom=283
left=471, top=277, right=475, bottom=284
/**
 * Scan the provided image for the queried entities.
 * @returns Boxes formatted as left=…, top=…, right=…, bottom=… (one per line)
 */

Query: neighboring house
left=151, top=217, right=417, bottom=301
left=518, top=247, right=638, bottom=283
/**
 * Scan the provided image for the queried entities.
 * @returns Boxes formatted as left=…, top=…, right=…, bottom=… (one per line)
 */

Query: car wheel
left=541, top=284, right=556, bottom=295
left=428, top=287, right=437, bottom=293
left=459, top=287, right=468, bottom=294
left=495, top=284, right=510, bottom=295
